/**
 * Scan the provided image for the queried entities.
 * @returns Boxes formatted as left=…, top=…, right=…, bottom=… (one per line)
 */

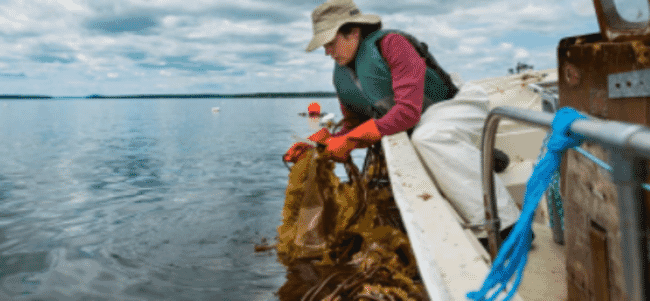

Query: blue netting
left=538, top=127, right=564, bottom=237
left=547, top=171, right=563, bottom=233
left=467, top=107, right=586, bottom=301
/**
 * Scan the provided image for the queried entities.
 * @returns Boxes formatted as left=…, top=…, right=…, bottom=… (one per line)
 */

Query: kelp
left=276, top=146, right=429, bottom=301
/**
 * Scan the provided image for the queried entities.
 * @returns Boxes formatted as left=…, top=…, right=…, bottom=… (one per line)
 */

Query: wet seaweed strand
left=276, top=146, right=430, bottom=301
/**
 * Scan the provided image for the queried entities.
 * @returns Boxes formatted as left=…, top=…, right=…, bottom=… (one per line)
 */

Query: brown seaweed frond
left=277, top=146, right=429, bottom=301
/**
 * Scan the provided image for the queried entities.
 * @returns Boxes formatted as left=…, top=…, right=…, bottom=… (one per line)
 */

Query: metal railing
left=481, top=106, right=650, bottom=301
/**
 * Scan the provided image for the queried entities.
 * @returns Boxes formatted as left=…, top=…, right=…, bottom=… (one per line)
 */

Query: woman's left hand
left=324, top=119, right=382, bottom=162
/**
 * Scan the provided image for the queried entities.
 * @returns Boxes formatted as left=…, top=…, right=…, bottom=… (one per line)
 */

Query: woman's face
left=324, top=28, right=360, bottom=66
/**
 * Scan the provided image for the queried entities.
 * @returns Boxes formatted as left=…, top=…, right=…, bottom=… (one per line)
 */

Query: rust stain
left=564, top=63, right=581, bottom=87
left=418, top=193, right=432, bottom=201
left=631, top=40, right=650, bottom=65
left=589, top=89, right=608, bottom=118
left=592, top=43, right=601, bottom=56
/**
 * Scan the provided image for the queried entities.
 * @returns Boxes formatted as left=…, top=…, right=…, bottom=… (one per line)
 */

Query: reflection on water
left=0, top=98, right=341, bottom=300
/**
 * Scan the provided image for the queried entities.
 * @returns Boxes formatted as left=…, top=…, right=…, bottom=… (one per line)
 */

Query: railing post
left=481, top=113, right=503, bottom=260
left=610, top=150, right=648, bottom=301
left=482, top=107, right=554, bottom=260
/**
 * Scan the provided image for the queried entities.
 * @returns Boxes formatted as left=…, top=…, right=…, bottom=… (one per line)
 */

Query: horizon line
left=0, top=91, right=338, bottom=99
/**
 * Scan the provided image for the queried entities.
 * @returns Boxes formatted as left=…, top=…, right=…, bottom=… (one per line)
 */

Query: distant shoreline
left=0, top=95, right=52, bottom=99
left=0, top=92, right=338, bottom=99
left=85, top=92, right=337, bottom=99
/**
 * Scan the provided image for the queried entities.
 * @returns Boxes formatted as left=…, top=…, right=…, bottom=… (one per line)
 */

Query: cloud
left=57, top=0, right=85, bottom=12
left=86, top=15, right=158, bottom=34
left=0, top=0, right=603, bottom=95
left=361, top=0, right=472, bottom=16
left=30, top=55, right=75, bottom=64
left=0, top=72, right=25, bottom=78
left=239, top=51, right=280, bottom=66
left=499, top=42, right=513, bottom=50
left=203, top=6, right=299, bottom=24
left=571, top=0, right=596, bottom=17
left=138, top=55, right=228, bottom=73
left=192, top=82, right=222, bottom=91
left=457, top=46, right=475, bottom=55
left=28, top=43, right=77, bottom=64
left=124, top=51, right=147, bottom=61
left=514, top=48, right=530, bottom=60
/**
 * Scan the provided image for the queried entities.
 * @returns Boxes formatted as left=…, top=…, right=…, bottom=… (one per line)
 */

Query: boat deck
left=518, top=222, right=567, bottom=301
left=465, top=222, right=568, bottom=301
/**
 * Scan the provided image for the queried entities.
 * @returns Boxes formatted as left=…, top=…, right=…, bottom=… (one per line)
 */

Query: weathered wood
left=590, top=221, right=610, bottom=301
left=563, top=142, right=627, bottom=301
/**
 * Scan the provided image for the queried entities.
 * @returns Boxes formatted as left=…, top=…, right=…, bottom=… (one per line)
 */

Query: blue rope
left=467, top=107, right=587, bottom=301
left=573, top=146, right=650, bottom=191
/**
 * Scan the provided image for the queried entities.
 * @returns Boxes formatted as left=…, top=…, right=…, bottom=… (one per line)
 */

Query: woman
left=289, top=0, right=521, bottom=241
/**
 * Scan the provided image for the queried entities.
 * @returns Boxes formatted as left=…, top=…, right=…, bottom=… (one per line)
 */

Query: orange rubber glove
left=283, top=128, right=331, bottom=163
left=283, top=142, right=313, bottom=163
left=307, top=127, right=331, bottom=144
left=325, top=119, right=382, bottom=162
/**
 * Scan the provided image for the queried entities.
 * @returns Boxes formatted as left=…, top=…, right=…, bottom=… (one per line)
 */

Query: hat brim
left=305, top=14, right=381, bottom=52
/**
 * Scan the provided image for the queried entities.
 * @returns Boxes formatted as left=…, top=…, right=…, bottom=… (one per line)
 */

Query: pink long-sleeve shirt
left=336, top=33, right=427, bottom=137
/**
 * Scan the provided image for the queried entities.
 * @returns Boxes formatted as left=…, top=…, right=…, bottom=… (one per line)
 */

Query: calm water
left=0, top=97, right=361, bottom=301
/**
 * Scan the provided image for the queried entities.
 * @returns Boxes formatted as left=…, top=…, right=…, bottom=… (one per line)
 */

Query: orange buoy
left=308, top=102, right=321, bottom=117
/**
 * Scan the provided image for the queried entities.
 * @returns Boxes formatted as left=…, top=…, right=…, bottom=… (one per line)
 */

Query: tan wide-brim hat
left=306, top=0, right=381, bottom=52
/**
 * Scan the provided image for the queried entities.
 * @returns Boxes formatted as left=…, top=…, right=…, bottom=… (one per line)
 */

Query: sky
left=0, top=0, right=644, bottom=97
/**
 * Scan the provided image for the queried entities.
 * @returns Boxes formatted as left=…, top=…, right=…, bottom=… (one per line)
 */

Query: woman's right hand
left=283, top=142, right=314, bottom=163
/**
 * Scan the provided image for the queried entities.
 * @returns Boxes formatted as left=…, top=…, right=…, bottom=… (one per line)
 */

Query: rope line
left=467, top=107, right=587, bottom=301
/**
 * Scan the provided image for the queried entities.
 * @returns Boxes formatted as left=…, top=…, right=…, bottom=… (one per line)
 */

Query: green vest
left=334, top=29, right=458, bottom=119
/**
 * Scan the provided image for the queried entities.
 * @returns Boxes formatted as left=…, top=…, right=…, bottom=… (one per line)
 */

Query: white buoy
left=212, top=107, right=220, bottom=113
left=321, top=113, right=335, bottom=123
left=319, top=113, right=336, bottom=127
